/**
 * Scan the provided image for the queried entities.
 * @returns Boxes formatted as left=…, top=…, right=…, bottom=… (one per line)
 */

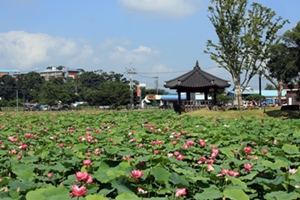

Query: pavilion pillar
left=213, top=91, right=217, bottom=105
left=204, top=91, right=208, bottom=100
left=187, top=92, right=191, bottom=101
left=176, top=90, right=182, bottom=114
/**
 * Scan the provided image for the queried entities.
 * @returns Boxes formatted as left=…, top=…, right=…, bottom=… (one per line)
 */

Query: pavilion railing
left=179, top=100, right=213, bottom=112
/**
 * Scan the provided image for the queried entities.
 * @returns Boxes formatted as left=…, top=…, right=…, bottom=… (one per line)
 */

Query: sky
left=0, top=0, right=299, bottom=91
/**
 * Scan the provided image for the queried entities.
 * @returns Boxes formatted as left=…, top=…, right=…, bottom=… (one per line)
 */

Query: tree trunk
left=277, top=81, right=282, bottom=105
left=233, top=76, right=243, bottom=109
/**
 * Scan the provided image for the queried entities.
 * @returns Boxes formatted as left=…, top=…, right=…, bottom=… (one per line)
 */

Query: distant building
left=226, top=88, right=287, bottom=105
left=282, top=84, right=300, bottom=105
left=0, top=70, right=20, bottom=78
left=39, top=67, right=80, bottom=80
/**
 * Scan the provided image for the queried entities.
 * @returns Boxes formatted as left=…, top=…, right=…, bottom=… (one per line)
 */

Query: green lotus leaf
left=151, top=166, right=171, bottom=184
left=264, top=191, right=300, bottom=200
left=282, top=144, right=299, bottom=154
left=86, top=194, right=109, bottom=200
left=223, top=188, right=249, bottom=200
left=168, top=173, right=189, bottom=186
left=194, top=187, right=223, bottom=200
left=115, top=192, right=140, bottom=200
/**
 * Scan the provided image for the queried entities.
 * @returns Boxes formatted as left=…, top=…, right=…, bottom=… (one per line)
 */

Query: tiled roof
left=164, top=61, right=231, bottom=89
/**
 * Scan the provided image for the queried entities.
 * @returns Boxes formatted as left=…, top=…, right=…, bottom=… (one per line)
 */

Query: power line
left=134, top=66, right=221, bottom=75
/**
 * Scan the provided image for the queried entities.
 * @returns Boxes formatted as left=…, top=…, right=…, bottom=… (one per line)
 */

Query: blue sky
left=0, top=0, right=299, bottom=90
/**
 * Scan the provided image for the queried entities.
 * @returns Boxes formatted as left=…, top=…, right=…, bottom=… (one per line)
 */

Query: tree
left=264, top=83, right=276, bottom=90
left=264, top=43, right=291, bottom=105
left=0, top=75, right=17, bottom=103
left=265, top=22, right=300, bottom=104
left=206, top=0, right=287, bottom=108
left=98, top=82, right=130, bottom=108
left=16, top=72, right=45, bottom=103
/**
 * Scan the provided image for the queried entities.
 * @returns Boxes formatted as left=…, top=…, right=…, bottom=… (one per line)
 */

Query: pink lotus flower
left=8, top=137, right=18, bottom=143
left=129, top=138, right=136, bottom=143
left=206, top=159, right=214, bottom=164
left=198, top=139, right=206, bottom=147
left=176, top=154, right=184, bottom=161
left=137, top=188, right=148, bottom=194
left=197, top=156, right=206, bottom=164
left=138, top=143, right=144, bottom=147
left=122, top=155, right=131, bottom=161
left=75, top=172, right=93, bottom=184
left=167, top=153, right=173, bottom=158
left=181, top=130, right=187, bottom=135
left=70, top=185, right=87, bottom=197
left=9, top=149, right=17, bottom=154
left=228, top=170, right=239, bottom=177
left=19, top=144, right=28, bottom=150
left=175, top=188, right=187, bottom=197
left=94, top=148, right=101, bottom=155
left=86, top=152, right=91, bottom=157
left=83, top=159, right=92, bottom=166
left=262, top=149, right=268, bottom=154
left=17, top=155, right=22, bottom=160
left=289, top=169, right=298, bottom=174
left=180, top=144, right=189, bottom=149
left=243, top=147, right=252, bottom=154
left=47, top=173, right=53, bottom=178
left=174, top=151, right=180, bottom=157
left=207, top=164, right=214, bottom=172
left=222, top=169, right=229, bottom=175
left=244, top=163, right=252, bottom=171
left=130, top=170, right=144, bottom=179
left=185, top=140, right=195, bottom=147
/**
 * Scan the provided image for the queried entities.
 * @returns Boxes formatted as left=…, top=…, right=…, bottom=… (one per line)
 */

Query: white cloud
left=0, top=31, right=164, bottom=76
left=109, top=45, right=160, bottom=66
left=0, top=31, right=104, bottom=71
left=119, top=0, right=202, bottom=19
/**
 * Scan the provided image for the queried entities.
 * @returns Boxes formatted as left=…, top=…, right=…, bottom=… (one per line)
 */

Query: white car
left=42, top=105, right=51, bottom=111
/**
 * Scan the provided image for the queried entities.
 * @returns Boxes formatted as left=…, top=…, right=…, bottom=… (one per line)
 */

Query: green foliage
left=216, top=94, right=233, bottom=101
left=245, top=94, right=265, bottom=101
left=0, top=69, right=156, bottom=107
left=264, top=83, right=276, bottom=90
left=1, top=111, right=300, bottom=199
left=206, top=0, right=287, bottom=104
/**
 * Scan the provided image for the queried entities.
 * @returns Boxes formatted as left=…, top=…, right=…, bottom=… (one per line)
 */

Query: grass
left=186, top=106, right=300, bottom=119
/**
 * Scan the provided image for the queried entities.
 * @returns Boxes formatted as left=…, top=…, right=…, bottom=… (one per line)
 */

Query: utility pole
left=154, top=76, right=158, bottom=94
left=259, top=71, right=262, bottom=96
left=126, top=64, right=136, bottom=109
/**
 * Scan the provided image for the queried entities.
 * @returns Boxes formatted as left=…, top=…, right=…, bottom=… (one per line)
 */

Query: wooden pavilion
left=164, top=61, right=231, bottom=113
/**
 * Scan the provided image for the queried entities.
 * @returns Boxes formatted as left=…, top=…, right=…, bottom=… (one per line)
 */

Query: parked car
left=51, top=105, right=60, bottom=111
left=32, top=106, right=40, bottom=111
left=61, top=105, right=70, bottom=111
left=23, top=105, right=30, bottom=111
left=42, top=105, right=51, bottom=111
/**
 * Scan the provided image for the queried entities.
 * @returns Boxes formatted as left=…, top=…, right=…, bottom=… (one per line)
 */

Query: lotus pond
left=0, top=110, right=299, bottom=200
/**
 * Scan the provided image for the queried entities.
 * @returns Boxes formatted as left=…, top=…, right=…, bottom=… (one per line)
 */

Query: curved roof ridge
left=164, top=61, right=231, bottom=90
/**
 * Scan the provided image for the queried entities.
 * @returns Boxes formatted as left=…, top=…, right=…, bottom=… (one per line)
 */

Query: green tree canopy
left=206, top=0, right=287, bottom=107
left=264, top=83, right=276, bottom=90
